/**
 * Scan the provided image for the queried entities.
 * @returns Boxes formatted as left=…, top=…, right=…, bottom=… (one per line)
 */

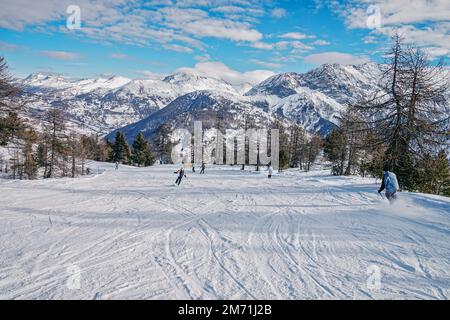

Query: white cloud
left=304, top=52, right=370, bottom=65
left=185, top=20, right=262, bottom=42
left=248, top=40, right=313, bottom=51
left=0, top=0, right=266, bottom=52
left=362, top=36, right=378, bottom=44
left=270, top=8, right=286, bottom=18
left=279, top=32, right=313, bottom=40
left=134, top=70, right=163, bottom=79
left=194, top=54, right=211, bottom=62
left=311, top=39, right=330, bottom=46
left=212, top=5, right=264, bottom=17
left=0, top=0, right=63, bottom=31
left=0, top=40, right=20, bottom=51
left=343, top=0, right=450, bottom=28
left=249, top=41, right=275, bottom=50
left=336, top=0, right=450, bottom=57
left=249, top=59, right=283, bottom=69
left=176, top=61, right=274, bottom=86
left=41, top=50, right=81, bottom=60
left=373, top=24, right=450, bottom=57
left=163, top=43, right=194, bottom=53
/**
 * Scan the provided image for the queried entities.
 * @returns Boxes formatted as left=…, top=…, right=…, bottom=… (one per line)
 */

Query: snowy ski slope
left=0, top=163, right=449, bottom=299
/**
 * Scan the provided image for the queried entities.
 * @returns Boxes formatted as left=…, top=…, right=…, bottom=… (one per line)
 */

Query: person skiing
left=268, top=164, right=273, bottom=179
left=378, top=164, right=399, bottom=203
left=200, top=162, right=206, bottom=174
left=175, top=166, right=187, bottom=186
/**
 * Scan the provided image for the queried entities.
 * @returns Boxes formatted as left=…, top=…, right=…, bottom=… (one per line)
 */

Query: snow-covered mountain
left=19, top=71, right=241, bottom=135
left=19, top=63, right=386, bottom=139
left=107, top=90, right=280, bottom=143
left=245, top=63, right=381, bottom=101
left=108, top=62, right=384, bottom=141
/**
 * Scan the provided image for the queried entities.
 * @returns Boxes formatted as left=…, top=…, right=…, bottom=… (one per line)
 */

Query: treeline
left=106, top=131, right=156, bottom=167
left=0, top=107, right=110, bottom=179
left=323, top=35, right=449, bottom=196
left=142, top=115, right=323, bottom=173
left=272, top=119, right=322, bottom=172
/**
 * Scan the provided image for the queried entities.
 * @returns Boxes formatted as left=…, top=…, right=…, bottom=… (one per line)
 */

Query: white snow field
left=0, top=163, right=449, bottom=300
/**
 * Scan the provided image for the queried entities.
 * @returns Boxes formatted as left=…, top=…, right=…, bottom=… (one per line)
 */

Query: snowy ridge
left=107, top=90, right=278, bottom=143
left=18, top=63, right=397, bottom=139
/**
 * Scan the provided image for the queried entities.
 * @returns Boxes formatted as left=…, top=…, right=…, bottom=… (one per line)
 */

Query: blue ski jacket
left=379, top=171, right=399, bottom=194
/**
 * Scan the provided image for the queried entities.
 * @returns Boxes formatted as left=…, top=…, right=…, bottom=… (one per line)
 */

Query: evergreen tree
left=132, top=132, right=155, bottom=167
left=324, top=128, right=346, bottom=175
left=154, top=123, right=172, bottom=164
left=433, top=150, right=450, bottom=196
left=279, top=149, right=289, bottom=171
left=112, top=132, right=131, bottom=164
left=418, top=150, right=450, bottom=196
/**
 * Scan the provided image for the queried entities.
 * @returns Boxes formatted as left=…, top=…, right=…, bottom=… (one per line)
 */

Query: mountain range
left=18, top=63, right=385, bottom=141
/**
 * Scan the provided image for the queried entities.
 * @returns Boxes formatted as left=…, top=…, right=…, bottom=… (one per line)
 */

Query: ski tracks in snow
left=0, top=164, right=449, bottom=299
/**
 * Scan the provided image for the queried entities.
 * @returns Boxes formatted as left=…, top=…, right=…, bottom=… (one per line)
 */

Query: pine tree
left=154, top=123, right=173, bottom=164
left=426, top=150, right=449, bottom=196
left=132, top=132, right=155, bottom=167
left=324, top=128, right=346, bottom=175
left=112, top=132, right=131, bottom=164
left=279, top=150, right=289, bottom=170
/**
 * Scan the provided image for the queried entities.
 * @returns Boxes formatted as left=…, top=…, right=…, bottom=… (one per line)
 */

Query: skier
left=200, top=162, right=206, bottom=174
left=175, top=166, right=187, bottom=186
left=268, top=164, right=273, bottom=179
left=115, top=161, right=119, bottom=170
left=378, top=164, right=399, bottom=203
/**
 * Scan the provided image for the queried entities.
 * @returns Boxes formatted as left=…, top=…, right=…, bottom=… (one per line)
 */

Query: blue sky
left=0, top=0, right=448, bottom=84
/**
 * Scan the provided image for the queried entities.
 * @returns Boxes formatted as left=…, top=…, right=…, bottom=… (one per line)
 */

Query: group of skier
left=193, top=162, right=205, bottom=174
left=120, top=156, right=399, bottom=203
left=175, top=162, right=274, bottom=186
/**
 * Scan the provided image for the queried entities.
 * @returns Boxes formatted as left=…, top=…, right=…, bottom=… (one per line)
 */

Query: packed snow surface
left=0, top=163, right=449, bottom=299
